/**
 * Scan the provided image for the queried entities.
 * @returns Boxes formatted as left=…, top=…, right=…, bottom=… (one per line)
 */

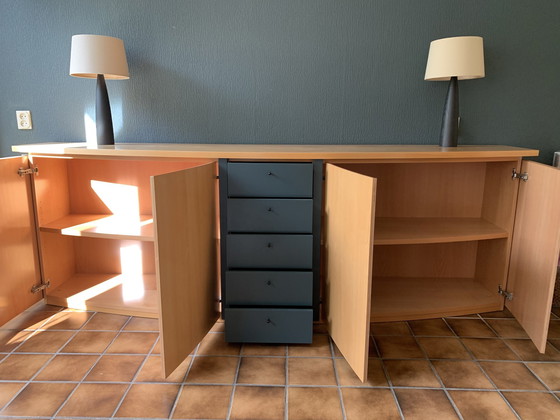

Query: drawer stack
left=219, top=160, right=322, bottom=343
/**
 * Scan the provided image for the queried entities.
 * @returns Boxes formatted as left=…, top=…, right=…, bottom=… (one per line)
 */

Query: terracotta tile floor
left=1, top=304, right=560, bottom=419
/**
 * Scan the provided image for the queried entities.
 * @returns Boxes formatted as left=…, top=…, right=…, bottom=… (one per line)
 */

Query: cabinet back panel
left=481, top=161, right=521, bottom=232
left=372, top=242, right=477, bottom=279
left=66, top=159, right=208, bottom=215
left=74, top=237, right=155, bottom=274
left=475, top=238, right=510, bottom=296
left=341, top=163, right=486, bottom=218
left=33, top=157, right=70, bottom=225
left=40, top=233, right=76, bottom=290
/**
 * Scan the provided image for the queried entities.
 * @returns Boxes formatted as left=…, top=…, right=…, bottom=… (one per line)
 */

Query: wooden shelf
left=40, top=214, right=154, bottom=241
left=374, top=217, right=508, bottom=245
left=46, top=273, right=158, bottom=318
left=370, top=277, right=503, bottom=322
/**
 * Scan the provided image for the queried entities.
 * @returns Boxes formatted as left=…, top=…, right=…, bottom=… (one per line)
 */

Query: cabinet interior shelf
left=46, top=273, right=158, bottom=318
left=40, top=214, right=154, bottom=241
left=373, top=217, right=508, bottom=245
left=371, top=277, right=502, bottom=322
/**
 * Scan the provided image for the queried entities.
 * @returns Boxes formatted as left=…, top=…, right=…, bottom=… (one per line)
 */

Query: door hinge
left=18, top=166, right=38, bottom=177
left=31, top=280, right=50, bottom=294
left=511, top=169, right=528, bottom=182
left=498, top=285, right=513, bottom=301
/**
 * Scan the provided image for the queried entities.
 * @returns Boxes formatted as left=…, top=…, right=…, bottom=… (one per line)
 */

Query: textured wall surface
left=1, top=1, right=559, bottom=161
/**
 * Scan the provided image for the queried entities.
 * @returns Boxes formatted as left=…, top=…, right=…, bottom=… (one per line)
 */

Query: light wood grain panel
left=13, top=143, right=539, bottom=161
left=66, top=159, right=205, bottom=215
left=506, top=161, right=560, bottom=352
left=371, top=277, right=503, bottom=322
left=372, top=242, right=477, bottom=279
left=46, top=273, right=158, bottom=317
left=481, top=161, right=521, bottom=231
left=324, top=164, right=375, bottom=382
left=32, top=157, right=70, bottom=225
left=40, top=214, right=154, bottom=241
left=475, top=239, right=510, bottom=299
left=73, top=238, right=155, bottom=275
left=340, top=162, right=486, bottom=218
left=40, top=233, right=75, bottom=291
left=374, top=217, right=507, bottom=245
left=152, top=162, right=219, bottom=377
left=0, top=156, right=42, bottom=326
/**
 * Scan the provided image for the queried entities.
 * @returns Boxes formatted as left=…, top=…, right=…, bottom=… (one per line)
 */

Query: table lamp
left=69, top=34, right=129, bottom=145
left=425, top=36, right=485, bottom=147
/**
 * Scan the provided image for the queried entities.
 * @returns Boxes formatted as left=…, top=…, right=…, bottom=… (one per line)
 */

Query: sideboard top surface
left=12, top=142, right=539, bottom=161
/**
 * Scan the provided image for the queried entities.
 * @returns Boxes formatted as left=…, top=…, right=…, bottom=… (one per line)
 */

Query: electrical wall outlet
left=16, top=110, right=32, bottom=130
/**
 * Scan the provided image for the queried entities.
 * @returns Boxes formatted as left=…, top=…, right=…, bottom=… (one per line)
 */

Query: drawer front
left=227, top=162, right=313, bottom=198
left=226, top=271, right=313, bottom=306
left=227, top=234, right=313, bottom=269
left=225, top=308, right=313, bottom=343
left=227, top=199, right=313, bottom=233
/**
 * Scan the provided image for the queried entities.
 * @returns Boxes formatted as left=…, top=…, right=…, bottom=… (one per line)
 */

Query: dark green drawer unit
left=219, top=159, right=322, bottom=344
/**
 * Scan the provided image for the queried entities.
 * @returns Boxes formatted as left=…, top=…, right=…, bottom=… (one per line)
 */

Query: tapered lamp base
left=439, top=76, right=459, bottom=148
left=95, top=74, right=115, bottom=146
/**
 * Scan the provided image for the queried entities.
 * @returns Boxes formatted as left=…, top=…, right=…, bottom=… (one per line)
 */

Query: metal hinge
left=511, top=169, right=528, bottom=182
left=31, top=280, right=50, bottom=294
left=498, top=285, right=513, bottom=301
left=18, top=166, right=38, bottom=177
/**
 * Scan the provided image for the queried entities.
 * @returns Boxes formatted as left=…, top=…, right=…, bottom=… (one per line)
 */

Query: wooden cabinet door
left=151, top=162, right=220, bottom=376
left=324, top=164, right=376, bottom=382
left=0, top=156, right=42, bottom=326
left=506, top=161, right=560, bottom=352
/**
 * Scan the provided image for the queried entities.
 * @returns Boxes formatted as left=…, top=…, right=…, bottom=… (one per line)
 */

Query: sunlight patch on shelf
left=66, top=275, right=124, bottom=310
left=120, top=243, right=145, bottom=301
left=90, top=180, right=140, bottom=219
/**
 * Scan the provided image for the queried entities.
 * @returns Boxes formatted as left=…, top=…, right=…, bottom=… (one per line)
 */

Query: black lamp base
left=95, top=74, right=115, bottom=146
left=439, top=76, right=459, bottom=148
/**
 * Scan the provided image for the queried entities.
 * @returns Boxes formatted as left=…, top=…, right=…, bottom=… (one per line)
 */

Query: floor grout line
left=329, top=336, right=347, bottom=420
left=106, top=316, right=152, bottom=419
left=407, top=321, right=465, bottom=420
left=371, top=335, right=406, bottom=420
left=442, top=316, right=523, bottom=419
left=0, top=312, right=89, bottom=415
left=52, top=314, right=134, bottom=419
left=168, top=341, right=199, bottom=419
left=2, top=309, right=560, bottom=419
left=225, top=351, right=243, bottom=420
left=284, top=344, right=289, bottom=420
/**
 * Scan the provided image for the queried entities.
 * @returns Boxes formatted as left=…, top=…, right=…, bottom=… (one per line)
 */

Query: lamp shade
left=69, top=34, right=129, bottom=79
left=424, top=36, right=484, bottom=81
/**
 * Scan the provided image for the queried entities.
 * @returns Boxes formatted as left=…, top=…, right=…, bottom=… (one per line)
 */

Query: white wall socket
left=16, top=110, right=32, bottom=130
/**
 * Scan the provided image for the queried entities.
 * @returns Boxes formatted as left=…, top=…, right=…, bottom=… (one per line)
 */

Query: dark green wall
left=1, top=1, right=559, bottom=162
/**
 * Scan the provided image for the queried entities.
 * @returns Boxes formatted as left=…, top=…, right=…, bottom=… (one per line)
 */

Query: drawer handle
left=267, top=171, right=273, bottom=176
left=267, top=207, right=273, bottom=212
left=266, top=280, right=272, bottom=286
left=266, top=318, right=273, bottom=324
left=267, top=243, right=273, bottom=248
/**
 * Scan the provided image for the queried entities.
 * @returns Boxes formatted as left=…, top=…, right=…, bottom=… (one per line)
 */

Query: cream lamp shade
left=69, top=34, right=129, bottom=146
left=424, top=36, right=485, bottom=147
left=425, top=36, right=485, bottom=81
left=69, top=34, right=129, bottom=79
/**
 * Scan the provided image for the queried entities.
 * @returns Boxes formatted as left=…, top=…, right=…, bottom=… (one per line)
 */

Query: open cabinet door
left=0, top=156, right=42, bottom=326
left=507, top=161, right=560, bottom=352
left=324, top=164, right=376, bottom=382
left=151, top=162, right=219, bottom=377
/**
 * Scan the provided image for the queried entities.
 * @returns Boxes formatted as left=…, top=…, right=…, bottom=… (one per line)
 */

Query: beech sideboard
left=2, top=142, right=559, bottom=382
